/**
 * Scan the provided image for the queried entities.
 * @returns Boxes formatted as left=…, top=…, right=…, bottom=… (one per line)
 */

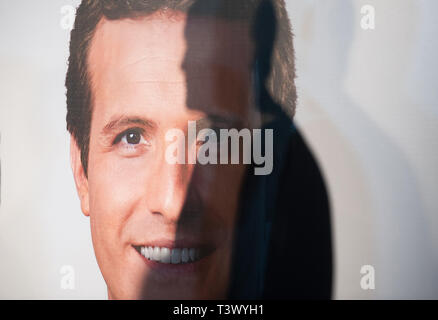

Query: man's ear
left=70, top=135, right=90, bottom=217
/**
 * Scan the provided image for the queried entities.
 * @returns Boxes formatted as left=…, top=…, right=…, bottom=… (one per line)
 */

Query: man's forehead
left=88, top=11, right=254, bottom=83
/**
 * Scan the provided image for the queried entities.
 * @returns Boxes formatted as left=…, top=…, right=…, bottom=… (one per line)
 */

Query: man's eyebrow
left=101, top=116, right=156, bottom=136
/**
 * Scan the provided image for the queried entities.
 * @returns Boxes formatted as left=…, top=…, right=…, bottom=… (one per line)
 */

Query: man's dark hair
left=66, top=0, right=296, bottom=175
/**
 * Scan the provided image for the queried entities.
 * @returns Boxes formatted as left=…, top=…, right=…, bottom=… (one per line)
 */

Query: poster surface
left=0, top=0, right=437, bottom=300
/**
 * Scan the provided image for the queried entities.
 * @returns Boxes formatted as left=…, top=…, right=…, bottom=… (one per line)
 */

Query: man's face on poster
left=71, top=11, right=259, bottom=299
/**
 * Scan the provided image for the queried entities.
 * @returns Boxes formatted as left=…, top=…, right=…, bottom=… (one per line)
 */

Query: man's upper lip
left=131, top=238, right=214, bottom=249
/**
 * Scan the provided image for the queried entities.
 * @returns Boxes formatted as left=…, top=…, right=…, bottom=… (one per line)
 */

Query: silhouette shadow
left=140, top=0, right=332, bottom=299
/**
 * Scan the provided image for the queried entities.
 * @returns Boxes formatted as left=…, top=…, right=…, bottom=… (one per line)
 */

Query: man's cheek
left=195, top=164, right=240, bottom=196
left=87, top=161, right=144, bottom=236
left=93, top=153, right=148, bottom=190
left=205, top=166, right=243, bottom=201
left=87, top=170, right=139, bottom=267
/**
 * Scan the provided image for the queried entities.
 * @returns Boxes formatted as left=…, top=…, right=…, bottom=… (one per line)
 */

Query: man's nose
left=146, top=155, right=195, bottom=224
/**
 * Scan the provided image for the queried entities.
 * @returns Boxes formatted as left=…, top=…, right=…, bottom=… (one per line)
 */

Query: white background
left=0, top=0, right=437, bottom=299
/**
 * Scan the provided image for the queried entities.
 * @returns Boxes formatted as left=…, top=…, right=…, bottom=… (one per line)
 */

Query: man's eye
left=114, top=128, right=147, bottom=146
left=124, top=130, right=141, bottom=144
left=196, top=127, right=221, bottom=146
left=197, top=134, right=210, bottom=146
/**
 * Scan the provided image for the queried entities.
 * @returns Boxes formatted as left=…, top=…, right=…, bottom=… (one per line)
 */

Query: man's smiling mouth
left=133, top=245, right=209, bottom=264
left=133, top=245, right=219, bottom=265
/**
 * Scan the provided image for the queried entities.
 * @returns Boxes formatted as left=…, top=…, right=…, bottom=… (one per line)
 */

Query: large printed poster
left=0, top=0, right=437, bottom=301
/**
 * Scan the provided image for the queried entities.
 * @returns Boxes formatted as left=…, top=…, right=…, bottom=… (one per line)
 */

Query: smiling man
left=66, top=0, right=332, bottom=299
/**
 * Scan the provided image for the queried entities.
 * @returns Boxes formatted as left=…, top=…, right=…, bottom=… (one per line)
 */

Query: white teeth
left=153, top=247, right=161, bottom=261
left=181, top=248, right=189, bottom=263
left=171, top=248, right=181, bottom=264
left=146, top=248, right=151, bottom=259
left=160, top=247, right=171, bottom=264
left=138, top=246, right=203, bottom=264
